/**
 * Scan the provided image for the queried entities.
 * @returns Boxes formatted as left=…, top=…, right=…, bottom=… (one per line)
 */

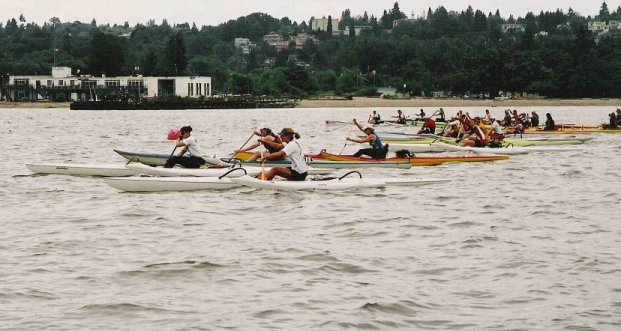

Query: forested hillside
left=2, top=2, right=621, bottom=98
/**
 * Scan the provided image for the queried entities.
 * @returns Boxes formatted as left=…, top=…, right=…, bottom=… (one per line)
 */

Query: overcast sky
left=1, top=0, right=615, bottom=27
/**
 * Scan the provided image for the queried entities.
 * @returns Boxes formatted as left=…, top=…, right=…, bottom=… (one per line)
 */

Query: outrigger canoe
left=104, top=176, right=240, bottom=192
left=227, top=151, right=412, bottom=169
left=309, top=151, right=509, bottom=165
left=381, top=135, right=592, bottom=146
left=231, top=172, right=451, bottom=192
left=26, top=163, right=136, bottom=177
left=125, top=163, right=333, bottom=176
left=522, top=126, right=621, bottom=134
left=114, top=149, right=224, bottom=167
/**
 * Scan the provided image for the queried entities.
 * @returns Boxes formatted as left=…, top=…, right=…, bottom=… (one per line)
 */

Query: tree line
left=2, top=2, right=621, bottom=98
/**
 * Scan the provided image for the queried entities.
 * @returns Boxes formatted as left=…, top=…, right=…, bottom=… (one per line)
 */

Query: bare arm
left=353, top=118, right=365, bottom=133
left=262, top=149, right=286, bottom=161
left=347, top=134, right=375, bottom=144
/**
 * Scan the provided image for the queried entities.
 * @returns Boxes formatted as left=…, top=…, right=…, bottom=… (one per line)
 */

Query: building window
left=205, top=83, right=210, bottom=95
left=58, top=80, right=64, bottom=86
left=47, top=80, right=52, bottom=87
left=15, top=79, right=29, bottom=86
left=82, top=80, right=96, bottom=88
left=188, top=83, right=191, bottom=96
left=105, top=80, right=120, bottom=87
left=70, top=80, right=75, bottom=87
left=196, top=83, right=202, bottom=96
left=128, top=80, right=143, bottom=88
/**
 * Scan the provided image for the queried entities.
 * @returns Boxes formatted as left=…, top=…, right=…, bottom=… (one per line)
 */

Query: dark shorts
left=474, top=140, right=487, bottom=147
left=288, top=167, right=307, bottom=181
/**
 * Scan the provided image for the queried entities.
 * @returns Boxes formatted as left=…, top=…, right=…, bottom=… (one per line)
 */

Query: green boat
left=382, top=135, right=592, bottom=147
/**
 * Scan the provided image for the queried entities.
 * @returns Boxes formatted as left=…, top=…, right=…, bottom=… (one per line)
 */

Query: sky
left=0, top=0, right=615, bottom=27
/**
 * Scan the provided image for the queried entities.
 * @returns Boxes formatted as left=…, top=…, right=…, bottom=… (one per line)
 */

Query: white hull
left=26, top=163, right=135, bottom=177
left=126, top=163, right=261, bottom=177
left=230, top=175, right=450, bottom=191
left=103, top=176, right=239, bottom=192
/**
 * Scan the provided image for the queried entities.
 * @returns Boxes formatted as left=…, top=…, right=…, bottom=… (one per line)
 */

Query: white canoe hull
left=26, top=163, right=135, bottom=177
left=230, top=175, right=450, bottom=191
left=125, top=163, right=261, bottom=177
left=103, top=176, right=239, bottom=192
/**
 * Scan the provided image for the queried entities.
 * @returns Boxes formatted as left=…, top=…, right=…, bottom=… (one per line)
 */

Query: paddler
left=259, top=128, right=308, bottom=181
left=235, top=128, right=284, bottom=161
left=544, top=113, right=555, bottom=130
left=164, top=126, right=206, bottom=168
left=616, top=109, right=621, bottom=125
left=346, top=119, right=387, bottom=159
left=368, top=110, right=381, bottom=124
left=603, top=113, right=618, bottom=129
left=415, top=109, right=426, bottom=121
left=530, top=111, right=540, bottom=127
left=457, top=117, right=487, bottom=147
left=393, top=109, right=406, bottom=124
left=436, top=108, right=446, bottom=122
left=417, top=117, right=436, bottom=134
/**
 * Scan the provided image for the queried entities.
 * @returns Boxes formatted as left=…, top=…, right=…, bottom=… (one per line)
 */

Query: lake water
left=1, top=106, right=620, bottom=330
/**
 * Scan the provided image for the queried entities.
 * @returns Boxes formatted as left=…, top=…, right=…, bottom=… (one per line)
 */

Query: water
left=1, top=106, right=620, bottom=330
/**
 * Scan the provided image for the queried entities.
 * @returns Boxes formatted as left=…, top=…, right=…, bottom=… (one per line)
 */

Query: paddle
left=259, top=142, right=267, bottom=180
left=231, top=131, right=256, bottom=159
left=339, top=123, right=356, bottom=155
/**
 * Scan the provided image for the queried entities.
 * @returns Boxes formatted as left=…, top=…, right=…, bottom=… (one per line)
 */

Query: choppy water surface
left=1, top=106, right=620, bottom=330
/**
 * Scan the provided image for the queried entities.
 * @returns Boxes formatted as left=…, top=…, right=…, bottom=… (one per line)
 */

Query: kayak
left=104, top=176, right=240, bottom=192
left=26, top=163, right=136, bottom=177
left=228, top=151, right=412, bottom=169
left=310, top=151, right=508, bottom=165
left=114, top=149, right=223, bottom=167
left=230, top=174, right=451, bottom=192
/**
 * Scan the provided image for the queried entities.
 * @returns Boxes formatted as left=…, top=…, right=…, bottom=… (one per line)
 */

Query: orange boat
left=309, top=151, right=509, bottom=166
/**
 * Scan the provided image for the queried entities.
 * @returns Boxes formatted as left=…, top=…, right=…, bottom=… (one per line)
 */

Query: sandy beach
left=2, top=97, right=620, bottom=109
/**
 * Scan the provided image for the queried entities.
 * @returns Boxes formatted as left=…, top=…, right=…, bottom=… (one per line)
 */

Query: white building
left=6, top=66, right=212, bottom=101
left=501, top=24, right=525, bottom=34
left=234, top=37, right=256, bottom=54
left=312, top=17, right=339, bottom=32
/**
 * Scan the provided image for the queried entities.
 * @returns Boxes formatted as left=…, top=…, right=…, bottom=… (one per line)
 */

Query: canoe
left=388, top=142, right=530, bottom=155
left=114, top=149, right=223, bottom=167
left=104, top=176, right=240, bottom=192
left=228, top=151, right=412, bottom=169
left=522, top=127, right=621, bottom=134
left=382, top=135, right=592, bottom=146
left=312, top=151, right=509, bottom=165
left=230, top=174, right=450, bottom=192
left=26, top=163, right=136, bottom=177
left=126, top=162, right=333, bottom=176
left=125, top=163, right=261, bottom=177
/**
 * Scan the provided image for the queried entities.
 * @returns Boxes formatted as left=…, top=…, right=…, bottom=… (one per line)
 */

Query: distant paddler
left=603, top=112, right=618, bottom=129
left=544, top=113, right=556, bottom=130
left=414, top=109, right=426, bottom=121
left=417, top=116, right=436, bottom=134
left=392, top=109, right=406, bottom=124
left=435, top=108, right=446, bottom=122
left=530, top=111, right=540, bottom=127
left=235, top=127, right=284, bottom=161
left=368, top=110, right=382, bottom=124
left=259, top=128, right=308, bottom=181
left=346, top=119, right=387, bottom=159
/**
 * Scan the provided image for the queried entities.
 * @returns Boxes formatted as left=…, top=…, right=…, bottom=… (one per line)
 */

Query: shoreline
left=1, top=97, right=620, bottom=109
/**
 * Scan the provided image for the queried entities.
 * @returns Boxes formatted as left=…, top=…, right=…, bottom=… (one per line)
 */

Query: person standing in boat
left=164, top=126, right=206, bottom=168
left=346, top=118, right=387, bottom=159
left=260, top=128, right=308, bottom=181
left=235, top=128, right=284, bottom=161
left=544, top=113, right=556, bottom=130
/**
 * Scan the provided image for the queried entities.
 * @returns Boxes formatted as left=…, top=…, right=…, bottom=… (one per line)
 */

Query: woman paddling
left=346, top=119, right=387, bottom=159
left=235, top=128, right=284, bottom=161
left=164, top=126, right=206, bottom=168
left=544, top=113, right=556, bottom=130
left=260, top=128, right=308, bottom=181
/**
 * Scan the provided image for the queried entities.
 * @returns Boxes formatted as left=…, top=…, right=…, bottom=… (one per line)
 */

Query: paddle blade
left=167, top=128, right=181, bottom=140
